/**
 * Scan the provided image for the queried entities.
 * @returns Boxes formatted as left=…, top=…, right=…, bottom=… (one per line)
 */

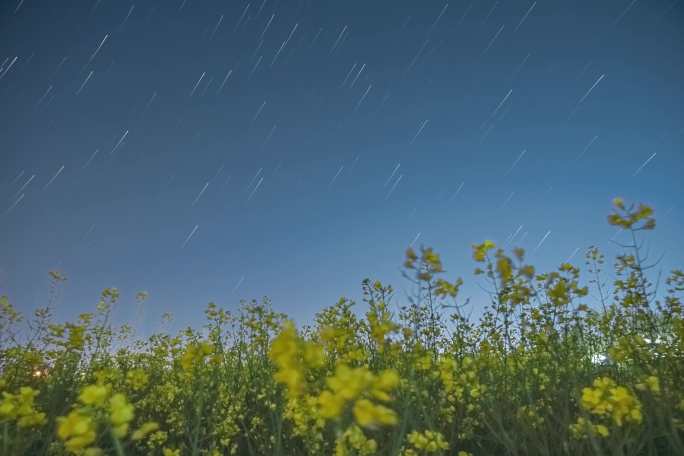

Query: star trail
left=1, top=0, right=682, bottom=331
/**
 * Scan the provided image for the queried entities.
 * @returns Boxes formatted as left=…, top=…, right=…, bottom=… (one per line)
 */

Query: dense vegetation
left=1, top=198, right=682, bottom=455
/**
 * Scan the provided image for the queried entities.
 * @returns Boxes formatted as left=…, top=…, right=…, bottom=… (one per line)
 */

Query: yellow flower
left=303, top=343, right=325, bottom=368
left=609, top=386, right=641, bottom=426
left=581, top=387, right=603, bottom=411
left=131, top=421, right=159, bottom=440
left=316, top=365, right=399, bottom=429
left=570, top=417, right=611, bottom=439
left=406, top=430, right=448, bottom=452
left=594, top=424, right=610, bottom=437
left=181, top=341, right=214, bottom=371
left=352, top=399, right=397, bottom=429
left=17, top=410, right=47, bottom=428
left=109, top=393, right=134, bottom=438
left=373, top=370, right=399, bottom=396
left=57, top=410, right=97, bottom=454
left=0, top=386, right=46, bottom=428
left=593, top=377, right=616, bottom=390
left=79, top=384, right=109, bottom=406
left=415, top=354, right=432, bottom=371
left=274, top=368, right=303, bottom=395
left=126, top=369, right=150, bottom=391
left=318, top=391, right=346, bottom=419
left=636, top=375, right=660, bottom=394
left=163, top=448, right=181, bottom=456
left=327, top=365, right=371, bottom=400
left=497, top=256, right=513, bottom=281
left=82, top=448, right=104, bottom=456
left=578, top=377, right=642, bottom=428
left=270, top=321, right=315, bottom=397
left=0, top=395, right=15, bottom=418
left=472, top=240, right=496, bottom=262
left=336, top=425, right=377, bottom=456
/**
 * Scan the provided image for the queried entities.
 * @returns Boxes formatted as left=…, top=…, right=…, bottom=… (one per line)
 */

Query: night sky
left=2, top=0, right=683, bottom=334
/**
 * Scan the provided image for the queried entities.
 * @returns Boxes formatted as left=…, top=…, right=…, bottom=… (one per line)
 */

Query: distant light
left=32, top=368, right=49, bottom=378
left=591, top=354, right=607, bottom=365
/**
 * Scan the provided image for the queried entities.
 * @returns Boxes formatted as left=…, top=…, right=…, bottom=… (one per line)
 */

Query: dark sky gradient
left=2, top=0, right=683, bottom=334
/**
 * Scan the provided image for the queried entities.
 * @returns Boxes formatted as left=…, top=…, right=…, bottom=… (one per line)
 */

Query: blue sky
left=1, top=0, right=682, bottom=334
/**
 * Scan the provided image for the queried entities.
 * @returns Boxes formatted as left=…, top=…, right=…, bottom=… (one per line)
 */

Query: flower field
left=1, top=199, right=682, bottom=455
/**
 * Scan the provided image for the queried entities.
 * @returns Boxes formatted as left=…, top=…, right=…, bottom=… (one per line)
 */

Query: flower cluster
left=57, top=409, right=98, bottom=454
left=403, top=430, right=449, bottom=454
left=334, top=425, right=378, bottom=456
left=180, top=341, right=215, bottom=371
left=318, top=365, right=399, bottom=429
left=0, top=386, right=46, bottom=428
left=580, top=377, right=642, bottom=426
left=56, top=383, right=138, bottom=454
left=270, top=320, right=324, bottom=396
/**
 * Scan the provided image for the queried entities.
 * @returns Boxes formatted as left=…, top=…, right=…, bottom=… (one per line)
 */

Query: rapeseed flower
left=57, top=410, right=97, bottom=454
left=472, top=240, right=496, bottom=262
left=578, top=376, right=642, bottom=430
left=79, top=384, right=109, bottom=406
left=636, top=375, right=660, bottom=394
left=109, top=393, right=135, bottom=438
left=352, top=398, right=397, bottom=428
left=406, top=429, right=449, bottom=453
left=335, top=425, right=377, bottom=456
left=0, top=386, right=46, bottom=428
left=317, top=365, right=398, bottom=429
left=131, top=421, right=159, bottom=440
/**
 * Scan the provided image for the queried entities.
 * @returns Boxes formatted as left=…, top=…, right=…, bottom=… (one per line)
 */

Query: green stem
left=111, top=429, right=126, bottom=456
left=3, top=423, right=9, bottom=456
left=191, top=394, right=204, bottom=456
